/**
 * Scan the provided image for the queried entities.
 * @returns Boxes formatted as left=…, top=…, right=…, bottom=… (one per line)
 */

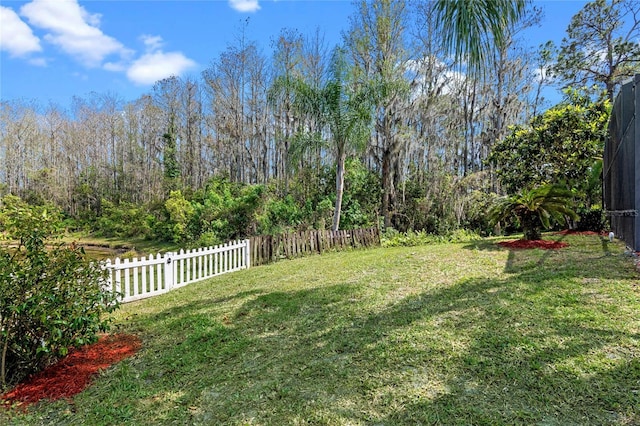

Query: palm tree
left=489, top=184, right=580, bottom=240
left=435, top=0, right=526, bottom=76
left=269, top=48, right=373, bottom=231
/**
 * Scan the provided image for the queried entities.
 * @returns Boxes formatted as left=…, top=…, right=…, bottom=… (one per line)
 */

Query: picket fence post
left=244, top=239, right=251, bottom=269
left=165, top=252, right=176, bottom=291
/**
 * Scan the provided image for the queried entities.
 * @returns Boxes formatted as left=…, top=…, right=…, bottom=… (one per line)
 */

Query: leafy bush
left=95, top=199, right=153, bottom=238
left=340, top=159, right=380, bottom=229
left=257, top=195, right=303, bottom=235
left=164, top=190, right=196, bottom=244
left=463, top=190, right=500, bottom=236
left=488, top=89, right=609, bottom=200
left=576, top=208, right=605, bottom=232
left=382, top=228, right=482, bottom=247
left=195, top=231, right=222, bottom=248
left=0, top=195, right=119, bottom=389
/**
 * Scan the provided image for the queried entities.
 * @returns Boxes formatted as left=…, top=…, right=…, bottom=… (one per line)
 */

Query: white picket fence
left=103, top=239, right=250, bottom=303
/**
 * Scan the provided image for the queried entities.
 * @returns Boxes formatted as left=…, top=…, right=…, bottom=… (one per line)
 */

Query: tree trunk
left=381, top=147, right=392, bottom=229
left=521, top=213, right=542, bottom=240
left=332, top=146, right=347, bottom=231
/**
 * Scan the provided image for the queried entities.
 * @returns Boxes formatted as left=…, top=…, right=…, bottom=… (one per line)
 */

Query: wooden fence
left=249, top=227, right=380, bottom=267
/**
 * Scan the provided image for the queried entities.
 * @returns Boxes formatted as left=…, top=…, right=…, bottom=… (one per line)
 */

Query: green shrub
left=381, top=228, right=482, bottom=247
left=463, top=190, right=500, bottom=236
left=189, top=178, right=265, bottom=242
left=95, top=199, right=153, bottom=239
left=0, top=196, right=119, bottom=389
left=576, top=208, right=605, bottom=232
left=195, top=231, right=222, bottom=248
left=258, top=195, right=303, bottom=235
left=164, top=190, right=196, bottom=244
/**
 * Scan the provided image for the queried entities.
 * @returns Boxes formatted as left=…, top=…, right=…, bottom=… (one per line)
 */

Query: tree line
left=1, top=0, right=638, bottom=245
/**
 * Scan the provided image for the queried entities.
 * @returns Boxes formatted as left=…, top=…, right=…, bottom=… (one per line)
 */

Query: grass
left=3, top=233, right=640, bottom=425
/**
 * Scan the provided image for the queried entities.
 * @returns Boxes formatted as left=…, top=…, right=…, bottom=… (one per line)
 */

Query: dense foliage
left=87, top=161, right=381, bottom=246
left=0, top=196, right=119, bottom=389
left=489, top=88, right=610, bottom=198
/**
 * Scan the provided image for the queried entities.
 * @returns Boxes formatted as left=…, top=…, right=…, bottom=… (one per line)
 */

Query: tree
left=270, top=27, right=305, bottom=191
left=346, top=0, right=410, bottom=229
left=488, top=88, right=610, bottom=203
left=180, top=77, right=205, bottom=188
left=554, top=0, right=640, bottom=102
left=202, top=24, right=269, bottom=185
left=153, top=77, right=183, bottom=193
left=489, top=184, right=579, bottom=240
left=532, top=41, right=557, bottom=117
left=481, top=6, right=543, bottom=161
left=0, top=100, right=41, bottom=198
left=125, top=94, right=165, bottom=204
left=270, top=47, right=373, bottom=231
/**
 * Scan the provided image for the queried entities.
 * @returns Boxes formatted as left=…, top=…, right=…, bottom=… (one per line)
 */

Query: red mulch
left=1, top=333, right=141, bottom=408
left=554, top=229, right=609, bottom=236
left=497, top=239, right=569, bottom=250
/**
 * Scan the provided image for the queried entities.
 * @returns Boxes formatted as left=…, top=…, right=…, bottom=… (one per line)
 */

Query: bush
left=189, top=179, right=266, bottom=242
left=381, top=228, right=482, bottom=247
left=463, top=191, right=500, bottom=236
left=95, top=199, right=153, bottom=239
left=576, top=208, right=605, bottom=232
left=164, top=190, right=196, bottom=244
left=0, top=196, right=119, bottom=389
left=257, top=195, right=303, bottom=235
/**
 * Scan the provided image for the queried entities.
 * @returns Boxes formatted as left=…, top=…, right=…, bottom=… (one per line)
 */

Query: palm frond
left=435, top=0, right=526, bottom=75
left=490, top=183, right=579, bottom=239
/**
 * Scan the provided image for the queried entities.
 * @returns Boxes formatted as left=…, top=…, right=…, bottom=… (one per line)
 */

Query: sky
left=0, top=0, right=590, bottom=109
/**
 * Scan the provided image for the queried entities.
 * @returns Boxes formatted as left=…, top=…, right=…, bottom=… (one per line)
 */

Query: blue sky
left=0, top=0, right=588, bottom=108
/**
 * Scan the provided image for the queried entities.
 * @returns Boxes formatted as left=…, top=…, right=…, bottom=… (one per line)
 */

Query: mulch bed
left=497, top=239, right=569, bottom=250
left=554, top=229, right=609, bottom=236
left=497, top=229, right=611, bottom=250
left=1, top=333, right=141, bottom=408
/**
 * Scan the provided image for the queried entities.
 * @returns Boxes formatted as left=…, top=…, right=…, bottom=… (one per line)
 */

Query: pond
left=80, top=245, right=129, bottom=261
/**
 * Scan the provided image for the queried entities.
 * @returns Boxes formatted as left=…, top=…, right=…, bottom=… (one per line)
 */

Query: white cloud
left=10, top=1, right=197, bottom=86
left=229, top=0, right=260, bottom=13
left=141, top=35, right=164, bottom=52
left=20, top=0, right=131, bottom=67
left=405, top=57, right=465, bottom=99
left=126, top=51, right=196, bottom=85
left=534, top=67, right=546, bottom=83
left=0, top=6, right=41, bottom=57
left=72, top=71, right=89, bottom=81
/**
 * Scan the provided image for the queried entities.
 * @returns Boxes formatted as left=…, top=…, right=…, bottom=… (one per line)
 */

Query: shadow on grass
left=465, top=233, right=631, bottom=278
left=82, top=265, right=639, bottom=424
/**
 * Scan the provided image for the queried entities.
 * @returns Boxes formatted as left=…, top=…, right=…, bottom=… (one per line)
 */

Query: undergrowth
left=382, top=228, right=483, bottom=247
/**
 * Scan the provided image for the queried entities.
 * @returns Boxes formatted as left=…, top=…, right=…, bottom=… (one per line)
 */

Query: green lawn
left=3, top=233, right=640, bottom=425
